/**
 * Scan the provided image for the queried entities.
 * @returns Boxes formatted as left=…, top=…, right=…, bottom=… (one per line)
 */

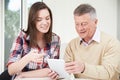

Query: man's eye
left=75, top=24, right=79, bottom=26
left=81, top=22, right=88, bottom=26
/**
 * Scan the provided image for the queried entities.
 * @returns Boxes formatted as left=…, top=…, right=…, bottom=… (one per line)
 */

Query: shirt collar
left=79, top=27, right=100, bottom=45
left=92, top=27, right=100, bottom=43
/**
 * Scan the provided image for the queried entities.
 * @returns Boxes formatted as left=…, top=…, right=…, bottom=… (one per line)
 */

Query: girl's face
left=35, top=9, right=51, bottom=33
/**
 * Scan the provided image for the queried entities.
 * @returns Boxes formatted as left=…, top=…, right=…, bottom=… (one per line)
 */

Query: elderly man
left=64, top=4, right=120, bottom=80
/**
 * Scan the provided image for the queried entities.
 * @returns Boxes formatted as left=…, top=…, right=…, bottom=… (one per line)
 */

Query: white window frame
left=0, top=0, right=5, bottom=72
left=22, top=0, right=28, bottom=30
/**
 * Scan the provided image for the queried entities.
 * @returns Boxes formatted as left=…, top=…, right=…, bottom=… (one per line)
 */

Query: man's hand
left=65, top=61, right=85, bottom=74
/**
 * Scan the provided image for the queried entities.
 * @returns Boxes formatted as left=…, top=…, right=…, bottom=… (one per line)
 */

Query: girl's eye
left=46, top=17, right=50, bottom=20
left=36, top=19, right=42, bottom=21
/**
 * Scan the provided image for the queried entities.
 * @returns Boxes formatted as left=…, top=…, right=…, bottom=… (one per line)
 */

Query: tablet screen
left=47, top=59, right=70, bottom=79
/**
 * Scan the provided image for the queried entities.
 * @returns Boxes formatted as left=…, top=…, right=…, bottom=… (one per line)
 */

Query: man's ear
left=95, top=19, right=98, bottom=24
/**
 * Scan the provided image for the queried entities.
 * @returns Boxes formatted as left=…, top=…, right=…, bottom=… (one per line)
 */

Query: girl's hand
left=26, top=49, right=45, bottom=63
left=48, top=70, right=59, bottom=80
left=14, top=72, right=23, bottom=80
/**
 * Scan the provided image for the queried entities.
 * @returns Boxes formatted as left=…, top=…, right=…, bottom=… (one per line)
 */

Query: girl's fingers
left=48, top=71, right=59, bottom=79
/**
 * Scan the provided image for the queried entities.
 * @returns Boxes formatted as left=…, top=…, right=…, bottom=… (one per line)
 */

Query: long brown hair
left=23, top=2, right=53, bottom=47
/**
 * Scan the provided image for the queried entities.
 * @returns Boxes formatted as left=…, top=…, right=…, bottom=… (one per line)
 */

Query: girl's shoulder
left=17, top=31, right=28, bottom=39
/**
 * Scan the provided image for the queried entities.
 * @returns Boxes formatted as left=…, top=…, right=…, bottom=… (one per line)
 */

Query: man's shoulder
left=101, top=31, right=113, bottom=38
left=68, top=37, right=80, bottom=45
left=101, top=31, right=118, bottom=41
left=100, top=31, right=120, bottom=44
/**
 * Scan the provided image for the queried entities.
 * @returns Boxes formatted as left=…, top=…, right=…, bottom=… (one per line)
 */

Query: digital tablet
left=47, top=59, right=70, bottom=79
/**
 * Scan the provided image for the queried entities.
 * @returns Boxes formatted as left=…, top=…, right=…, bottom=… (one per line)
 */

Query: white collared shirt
left=80, top=27, right=100, bottom=46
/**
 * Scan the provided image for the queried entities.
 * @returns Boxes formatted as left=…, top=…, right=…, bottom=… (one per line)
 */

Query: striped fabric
left=7, top=31, right=60, bottom=70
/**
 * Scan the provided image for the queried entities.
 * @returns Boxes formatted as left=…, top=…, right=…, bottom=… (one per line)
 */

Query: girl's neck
left=37, top=37, right=46, bottom=48
left=36, top=32, right=46, bottom=48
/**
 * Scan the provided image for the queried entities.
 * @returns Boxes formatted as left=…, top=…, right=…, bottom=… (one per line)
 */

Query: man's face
left=74, top=13, right=97, bottom=42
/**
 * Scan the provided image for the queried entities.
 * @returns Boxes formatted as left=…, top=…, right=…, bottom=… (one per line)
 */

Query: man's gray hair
left=74, top=4, right=97, bottom=19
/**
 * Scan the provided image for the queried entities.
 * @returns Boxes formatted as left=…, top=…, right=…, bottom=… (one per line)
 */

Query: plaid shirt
left=7, top=31, right=60, bottom=71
